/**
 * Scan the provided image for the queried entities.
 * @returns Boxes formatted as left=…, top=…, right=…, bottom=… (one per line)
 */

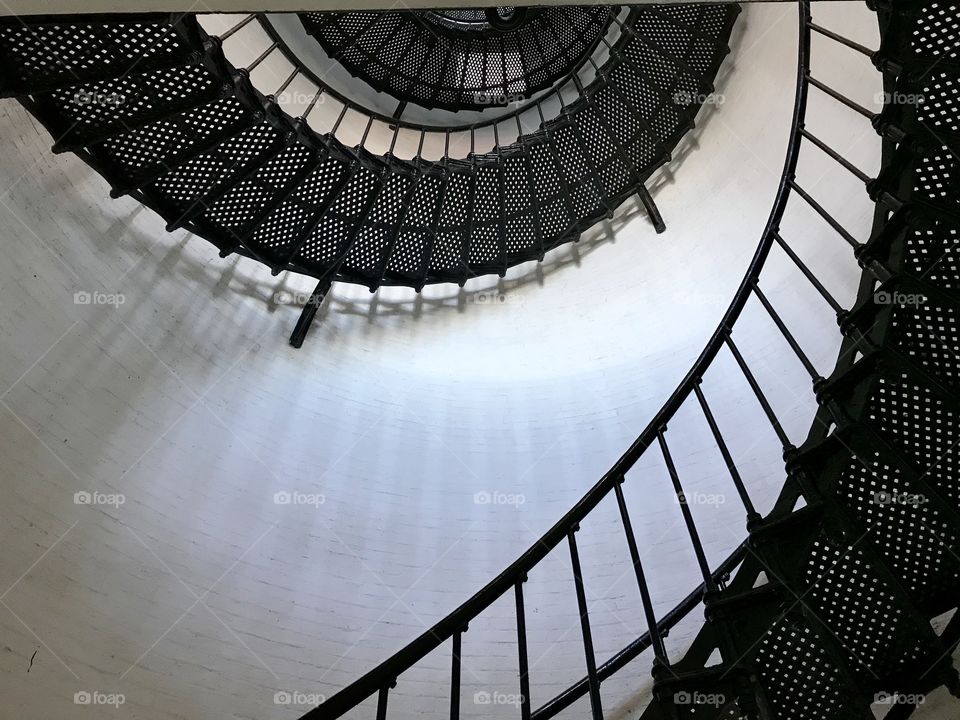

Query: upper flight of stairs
left=0, top=5, right=737, bottom=292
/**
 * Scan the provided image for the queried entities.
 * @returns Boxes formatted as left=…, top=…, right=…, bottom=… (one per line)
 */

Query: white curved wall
left=0, top=4, right=924, bottom=720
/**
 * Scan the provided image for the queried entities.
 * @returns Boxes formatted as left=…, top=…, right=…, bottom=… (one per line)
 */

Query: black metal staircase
left=0, top=6, right=736, bottom=293
left=1, top=1, right=959, bottom=719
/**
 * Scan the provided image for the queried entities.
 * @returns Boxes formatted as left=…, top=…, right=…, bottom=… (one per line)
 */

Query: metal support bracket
left=289, top=278, right=332, bottom=348
left=637, top=184, right=666, bottom=234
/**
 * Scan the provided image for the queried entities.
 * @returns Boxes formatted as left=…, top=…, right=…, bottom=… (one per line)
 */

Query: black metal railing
left=2, top=2, right=956, bottom=716
left=297, top=2, right=933, bottom=718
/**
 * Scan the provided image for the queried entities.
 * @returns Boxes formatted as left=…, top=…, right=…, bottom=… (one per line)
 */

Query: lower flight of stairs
left=640, top=2, right=960, bottom=717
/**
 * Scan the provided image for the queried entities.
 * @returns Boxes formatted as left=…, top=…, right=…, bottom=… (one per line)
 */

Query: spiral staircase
left=1, top=0, right=959, bottom=719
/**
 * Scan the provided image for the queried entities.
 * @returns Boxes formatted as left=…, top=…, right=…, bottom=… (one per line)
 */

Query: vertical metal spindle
left=450, top=629, right=463, bottom=720
left=360, top=116, right=374, bottom=149
left=515, top=578, right=532, bottom=720
left=724, top=334, right=793, bottom=450
left=787, top=181, right=862, bottom=250
left=568, top=527, right=603, bottom=720
left=750, top=281, right=822, bottom=382
left=246, top=42, right=278, bottom=72
left=692, top=382, right=761, bottom=526
left=301, top=86, right=325, bottom=121
left=613, top=479, right=668, bottom=662
left=657, top=430, right=715, bottom=588
left=376, top=685, right=390, bottom=720
left=808, top=22, right=875, bottom=57
left=772, top=232, right=844, bottom=314
left=218, top=13, right=256, bottom=41
left=806, top=75, right=875, bottom=119
left=388, top=124, right=400, bottom=155
left=416, top=130, right=426, bottom=163
left=273, top=68, right=299, bottom=99
left=331, top=104, right=349, bottom=135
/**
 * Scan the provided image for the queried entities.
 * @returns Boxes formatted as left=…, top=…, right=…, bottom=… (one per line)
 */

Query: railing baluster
left=788, top=180, right=862, bottom=249
left=273, top=68, right=299, bottom=99
left=376, top=685, right=390, bottom=720
left=772, top=232, right=844, bottom=314
left=450, top=629, right=463, bottom=720
left=246, top=42, right=278, bottom=72
left=331, top=103, right=349, bottom=135
left=750, top=281, right=822, bottom=382
left=301, top=86, right=325, bottom=121
left=360, top=116, right=375, bottom=149
left=809, top=23, right=874, bottom=57
left=218, top=13, right=256, bottom=41
left=799, top=128, right=871, bottom=184
left=693, top=382, right=761, bottom=526
left=806, top=75, right=875, bottom=119
left=515, top=578, right=532, bottom=720
left=568, top=528, right=603, bottom=720
left=613, top=478, right=669, bottom=662
left=657, top=430, right=715, bottom=589
left=724, top=334, right=793, bottom=451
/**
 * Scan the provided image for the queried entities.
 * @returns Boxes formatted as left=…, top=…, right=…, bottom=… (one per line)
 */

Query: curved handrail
left=302, top=3, right=812, bottom=717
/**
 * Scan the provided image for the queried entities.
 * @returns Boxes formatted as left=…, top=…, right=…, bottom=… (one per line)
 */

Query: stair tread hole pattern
left=804, top=538, right=919, bottom=677
left=0, top=21, right=181, bottom=89
left=429, top=171, right=471, bottom=273
left=300, top=167, right=380, bottom=266
left=47, top=65, right=217, bottom=139
left=344, top=173, right=413, bottom=276
left=150, top=124, right=282, bottom=209
left=836, top=452, right=960, bottom=598
left=205, top=143, right=316, bottom=235
left=868, top=375, right=960, bottom=511
left=99, top=96, right=248, bottom=172
left=889, top=299, right=959, bottom=390
left=918, top=71, right=960, bottom=133
left=910, top=3, right=959, bottom=60
left=914, top=147, right=959, bottom=209
left=904, top=222, right=959, bottom=292
left=254, top=158, right=349, bottom=258
left=755, top=618, right=848, bottom=720
left=468, top=165, right=503, bottom=267
left=387, top=175, right=443, bottom=277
